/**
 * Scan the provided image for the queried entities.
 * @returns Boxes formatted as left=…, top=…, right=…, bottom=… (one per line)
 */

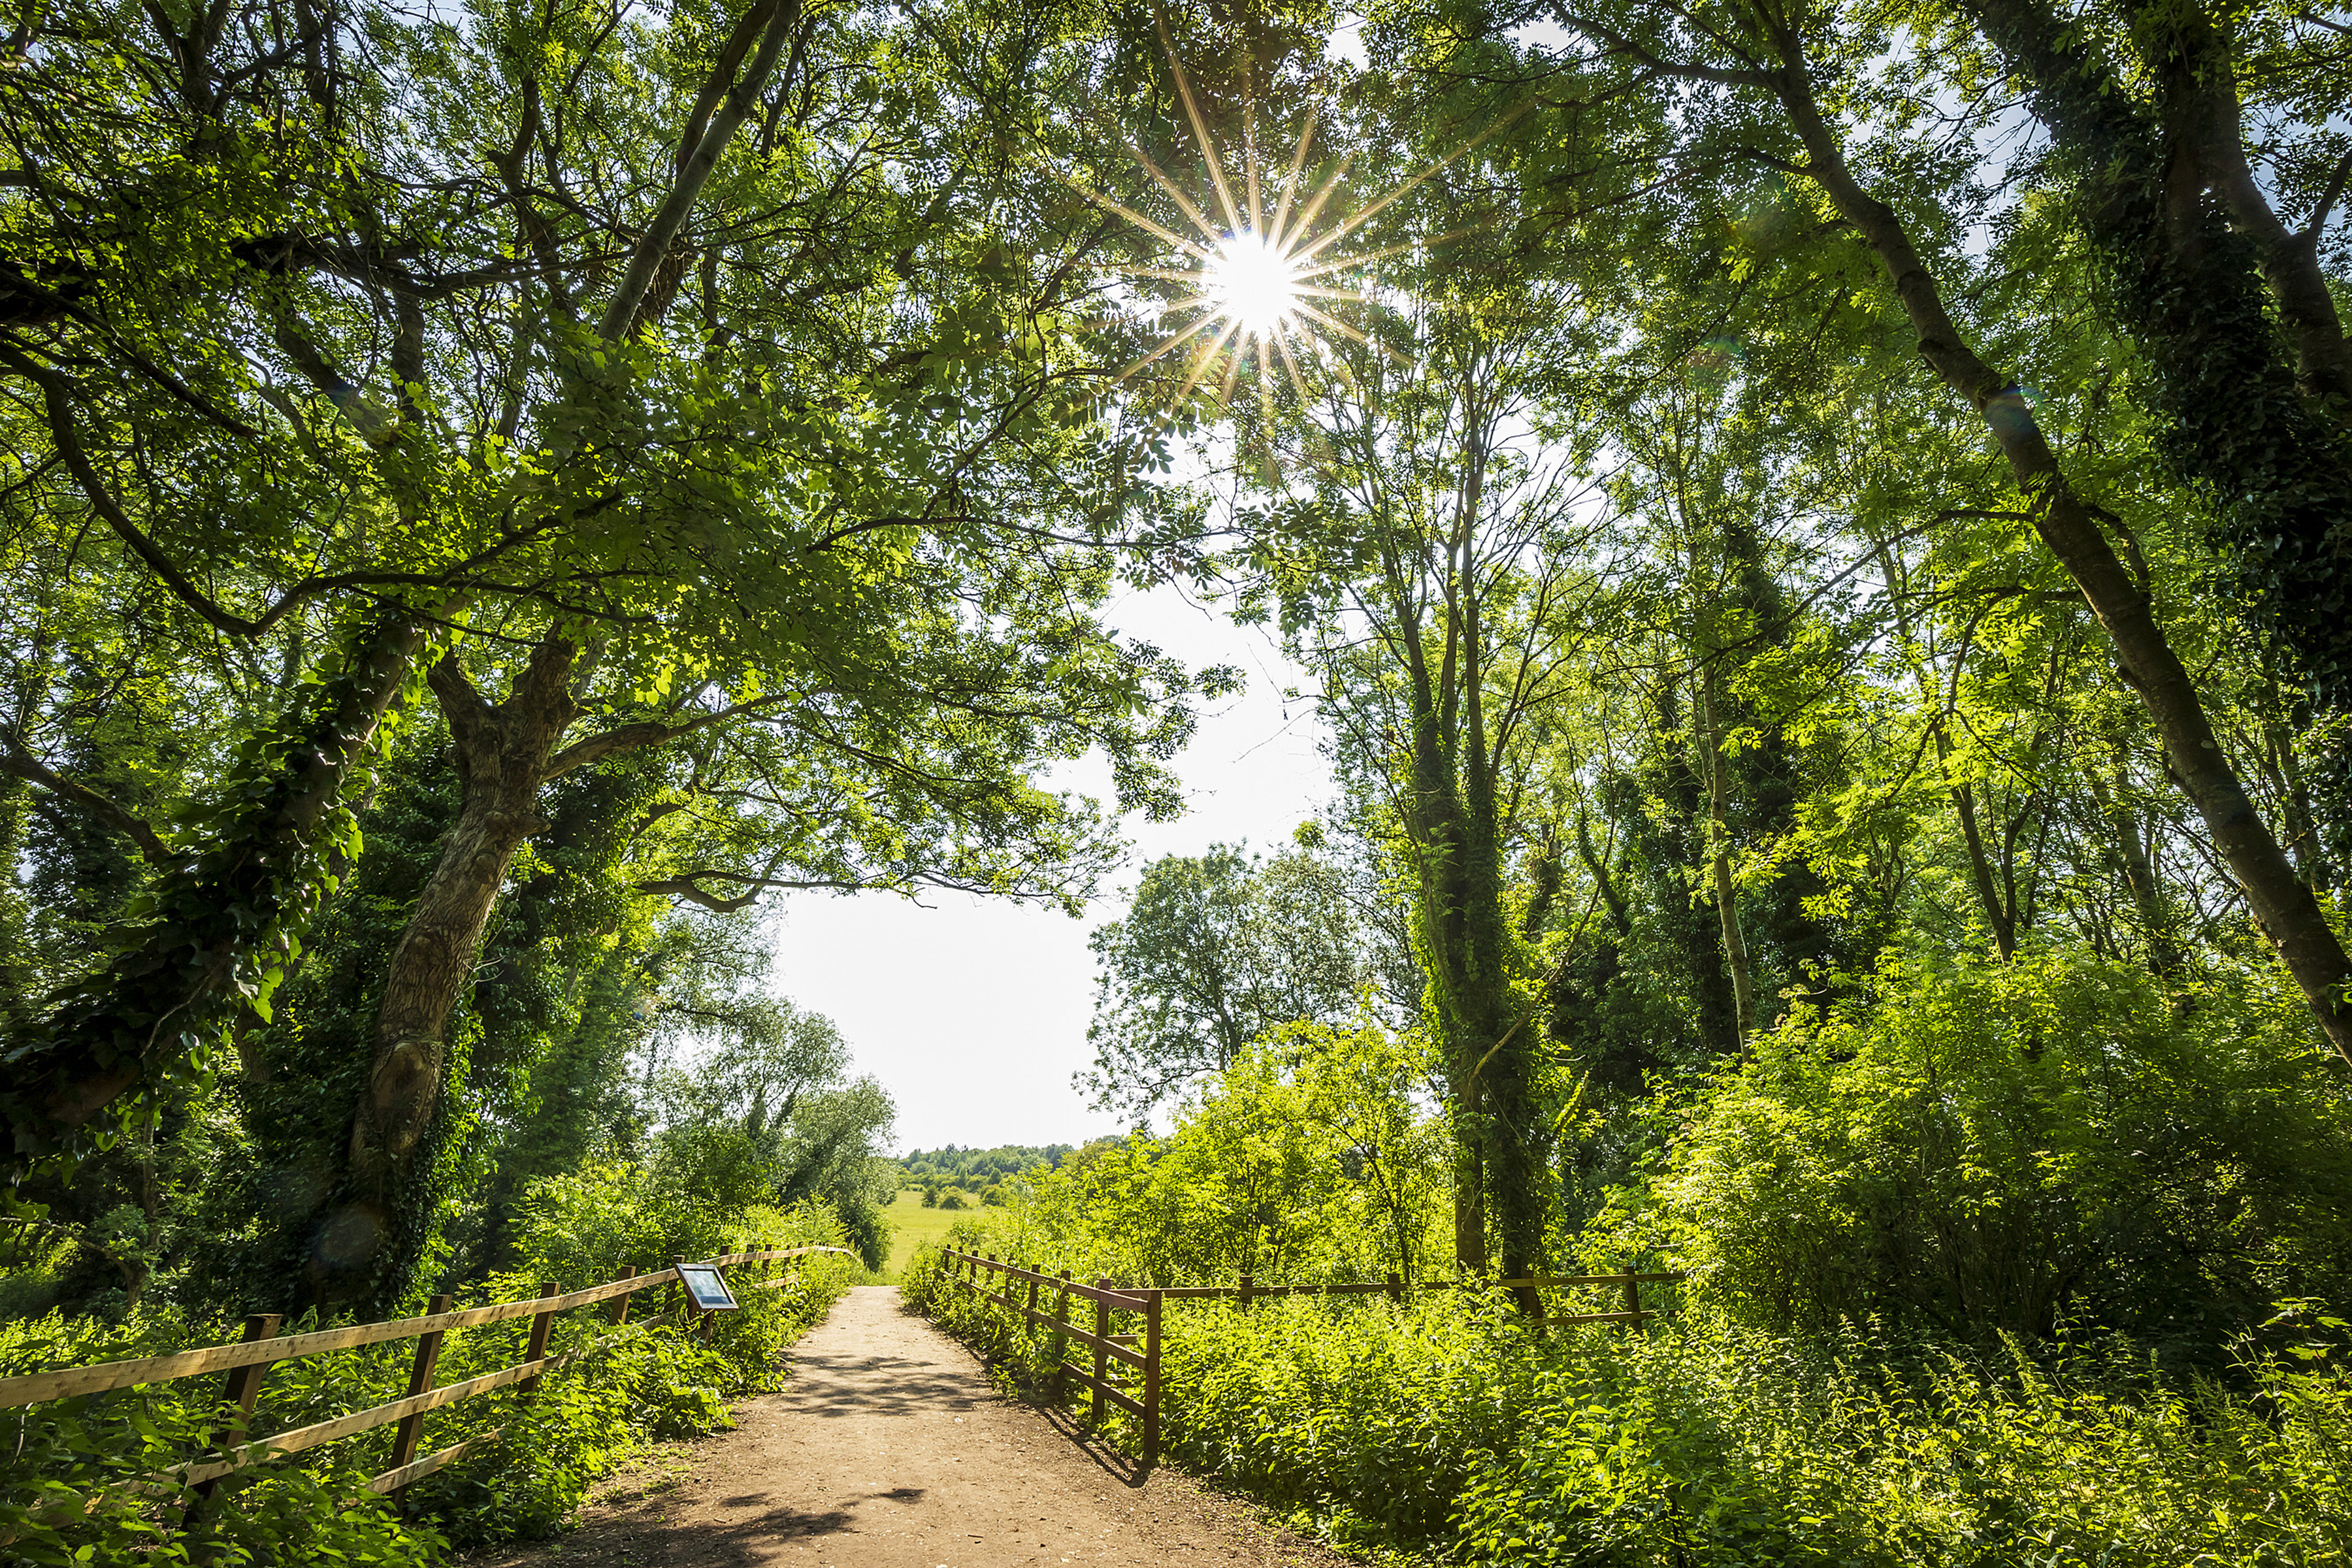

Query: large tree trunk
left=1462, top=594, right=1546, bottom=1309
left=1950, top=0, right=2352, bottom=713
left=2139, top=0, right=2352, bottom=421
left=1413, top=772, right=1492, bottom=1275
left=318, top=639, right=579, bottom=1305
left=1771, top=38, right=2352, bottom=1068
left=5, top=609, right=428, bottom=1168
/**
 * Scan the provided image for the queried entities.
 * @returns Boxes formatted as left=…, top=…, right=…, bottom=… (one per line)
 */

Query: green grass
left=877, top=1188, right=966, bottom=1280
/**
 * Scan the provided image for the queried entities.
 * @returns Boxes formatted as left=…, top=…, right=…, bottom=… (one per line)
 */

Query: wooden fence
left=0, top=1243, right=857, bottom=1528
left=936, top=1249, right=1681, bottom=1470
left=1155, top=1269, right=1682, bottom=1326
left=939, top=1250, right=1161, bottom=1467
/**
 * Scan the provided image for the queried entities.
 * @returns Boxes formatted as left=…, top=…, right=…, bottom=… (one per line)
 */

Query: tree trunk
left=2087, top=762, right=2184, bottom=977
left=1463, top=595, right=1544, bottom=1308
left=1695, top=667, right=1757, bottom=1043
left=1938, top=732, right=2017, bottom=961
left=1950, top=0, right=2352, bottom=713
left=323, top=639, right=580, bottom=1306
left=2143, top=1, right=2352, bottom=420
left=1771, top=48, right=2352, bottom=1069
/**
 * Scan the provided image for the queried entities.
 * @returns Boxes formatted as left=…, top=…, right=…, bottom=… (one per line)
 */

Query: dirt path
left=468, top=1286, right=1356, bottom=1568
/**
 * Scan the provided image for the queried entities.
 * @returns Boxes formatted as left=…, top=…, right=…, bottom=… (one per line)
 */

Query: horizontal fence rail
left=2, top=1242, right=858, bottom=1533
left=1110, top=1260, right=1684, bottom=1326
left=1156, top=1269, right=1683, bottom=1326
left=940, top=1250, right=1160, bottom=1468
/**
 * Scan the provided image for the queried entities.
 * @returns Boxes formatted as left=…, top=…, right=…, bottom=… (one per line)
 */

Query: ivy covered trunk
left=321, top=640, right=581, bottom=1307
left=1400, top=534, right=1546, bottom=1300
left=1954, top=0, right=2352, bottom=709
left=1406, top=669, right=1490, bottom=1276
left=1772, top=32, right=2352, bottom=1069
left=2, top=608, right=428, bottom=1168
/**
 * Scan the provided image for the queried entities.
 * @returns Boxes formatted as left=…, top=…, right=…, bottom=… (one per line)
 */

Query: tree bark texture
left=325, top=638, right=580, bottom=1304
left=1771, top=44, right=2352, bottom=1068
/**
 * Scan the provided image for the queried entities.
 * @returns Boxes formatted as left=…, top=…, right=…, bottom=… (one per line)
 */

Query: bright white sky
left=766, top=580, right=1335, bottom=1153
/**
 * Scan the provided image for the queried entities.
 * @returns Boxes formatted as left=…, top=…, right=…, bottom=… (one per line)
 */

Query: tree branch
left=0, top=735, right=171, bottom=862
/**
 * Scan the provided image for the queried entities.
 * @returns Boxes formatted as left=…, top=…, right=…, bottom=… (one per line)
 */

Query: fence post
left=197, top=1312, right=284, bottom=1498
left=1141, top=1288, right=1162, bottom=1470
left=521, top=1281, right=561, bottom=1394
left=1622, top=1271, right=1642, bottom=1327
left=1053, top=1270, right=1072, bottom=1398
left=1384, top=1271, right=1403, bottom=1304
left=1091, top=1279, right=1110, bottom=1425
left=1026, top=1264, right=1039, bottom=1318
left=1239, top=1273, right=1254, bottom=1313
left=608, top=1265, right=638, bottom=1326
left=387, top=1296, right=451, bottom=1472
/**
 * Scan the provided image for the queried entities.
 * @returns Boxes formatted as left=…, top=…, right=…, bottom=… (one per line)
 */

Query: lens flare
left=1208, top=232, right=1302, bottom=340
left=1064, top=35, right=1524, bottom=420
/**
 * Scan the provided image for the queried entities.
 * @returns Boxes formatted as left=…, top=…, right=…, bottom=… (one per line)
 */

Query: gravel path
left=466, top=1285, right=1357, bottom=1568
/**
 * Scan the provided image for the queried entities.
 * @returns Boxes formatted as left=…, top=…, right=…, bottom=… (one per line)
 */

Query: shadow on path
left=465, top=1286, right=1353, bottom=1567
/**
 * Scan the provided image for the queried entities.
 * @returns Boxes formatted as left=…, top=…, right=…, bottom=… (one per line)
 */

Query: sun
left=1064, top=37, right=1517, bottom=419
left=1207, top=231, right=1303, bottom=341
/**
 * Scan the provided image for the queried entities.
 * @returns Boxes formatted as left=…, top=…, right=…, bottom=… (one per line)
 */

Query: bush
left=507, top=1159, right=841, bottom=1286
left=0, top=1203, right=862, bottom=1561
left=1453, top=1322, right=2352, bottom=1566
left=914, top=1265, right=2352, bottom=1566
left=1630, top=949, right=2352, bottom=1352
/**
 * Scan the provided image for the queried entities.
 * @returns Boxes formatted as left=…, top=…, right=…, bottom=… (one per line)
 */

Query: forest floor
left=465, top=1286, right=1357, bottom=1568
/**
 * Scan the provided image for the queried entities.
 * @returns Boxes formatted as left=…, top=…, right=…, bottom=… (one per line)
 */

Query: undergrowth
left=0, top=1203, right=860, bottom=1565
left=905, top=1243, right=2352, bottom=1567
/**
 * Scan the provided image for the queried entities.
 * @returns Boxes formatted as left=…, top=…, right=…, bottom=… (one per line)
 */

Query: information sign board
left=677, top=1264, right=740, bottom=1313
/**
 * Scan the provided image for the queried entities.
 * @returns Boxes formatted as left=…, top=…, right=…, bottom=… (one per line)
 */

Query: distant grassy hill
left=894, top=1143, right=1074, bottom=1186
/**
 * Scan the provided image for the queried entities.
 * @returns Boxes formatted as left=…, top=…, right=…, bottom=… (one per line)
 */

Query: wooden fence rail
left=932, top=1251, right=1673, bottom=1467
left=1, top=1243, right=858, bottom=1516
left=1155, top=1269, right=1683, bottom=1326
left=940, top=1250, right=1160, bottom=1467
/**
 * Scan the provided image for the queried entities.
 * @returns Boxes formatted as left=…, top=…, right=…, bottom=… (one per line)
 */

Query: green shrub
left=1628, top=949, right=2352, bottom=1352
left=506, top=1160, right=841, bottom=1286
left=913, top=1254, right=2352, bottom=1567
left=1454, top=1324, right=2352, bottom=1566
left=0, top=1218, right=860, bottom=1561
